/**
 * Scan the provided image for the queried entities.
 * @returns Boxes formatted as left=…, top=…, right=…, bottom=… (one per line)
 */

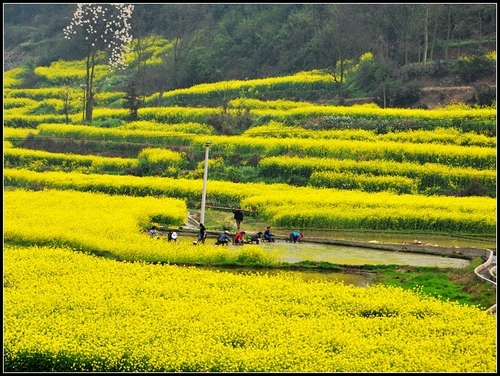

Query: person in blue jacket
left=216, top=230, right=232, bottom=246
left=264, top=226, right=275, bottom=242
left=289, top=231, right=303, bottom=243
left=149, top=226, right=158, bottom=238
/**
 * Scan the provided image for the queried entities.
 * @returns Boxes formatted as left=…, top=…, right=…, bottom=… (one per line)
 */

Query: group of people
left=212, top=225, right=302, bottom=246
left=214, top=229, right=248, bottom=246
left=149, top=226, right=178, bottom=242
left=260, top=226, right=302, bottom=243
left=150, top=213, right=303, bottom=246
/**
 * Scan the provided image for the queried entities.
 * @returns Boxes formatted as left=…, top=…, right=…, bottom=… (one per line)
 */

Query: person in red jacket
left=233, top=231, right=246, bottom=245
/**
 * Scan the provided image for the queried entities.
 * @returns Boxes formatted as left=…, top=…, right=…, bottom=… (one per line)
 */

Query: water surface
left=179, top=235, right=473, bottom=287
left=262, top=242, right=470, bottom=268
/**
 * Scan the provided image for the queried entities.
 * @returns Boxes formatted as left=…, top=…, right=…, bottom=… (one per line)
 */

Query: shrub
left=391, top=81, right=422, bottom=108
left=476, top=85, right=496, bottom=107
left=456, top=48, right=496, bottom=83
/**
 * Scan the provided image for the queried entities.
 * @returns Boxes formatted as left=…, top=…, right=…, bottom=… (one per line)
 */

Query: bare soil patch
left=414, top=72, right=496, bottom=109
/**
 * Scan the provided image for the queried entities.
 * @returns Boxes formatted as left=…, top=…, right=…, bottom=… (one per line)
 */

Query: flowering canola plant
left=4, top=189, right=277, bottom=266
left=5, top=169, right=495, bottom=234
left=4, top=245, right=496, bottom=372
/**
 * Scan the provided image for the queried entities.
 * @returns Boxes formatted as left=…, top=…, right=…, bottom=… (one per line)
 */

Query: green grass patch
left=369, top=258, right=496, bottom=309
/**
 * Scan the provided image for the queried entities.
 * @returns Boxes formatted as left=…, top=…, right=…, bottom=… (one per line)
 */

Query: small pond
left=262, top=242, right=471, bottom=268
left=184, top=236, right=474, bottom=287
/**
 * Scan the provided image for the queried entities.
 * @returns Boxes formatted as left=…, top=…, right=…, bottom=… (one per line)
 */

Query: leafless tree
left=64, top=4, right=134, bottom=122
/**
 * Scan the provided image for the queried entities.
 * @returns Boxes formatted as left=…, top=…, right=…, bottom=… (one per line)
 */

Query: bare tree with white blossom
left=64, top=3, right=134, bottom=122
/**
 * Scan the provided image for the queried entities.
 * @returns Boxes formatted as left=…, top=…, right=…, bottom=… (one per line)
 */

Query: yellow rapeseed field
left=4, top=63, right=497, bottom=371
left=4, top=245, right=496, bottom=372
left=4, top=189, right=277, bottom=265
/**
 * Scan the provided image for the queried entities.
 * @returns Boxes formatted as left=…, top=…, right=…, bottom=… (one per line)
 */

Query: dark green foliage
left=4, top=4, right=496, bottom=97
left=430, top=60, right=453, bottom=78
left=291, top=261, right=343, bottom=271
left=460, top=179, right=487, bottom=197
left=205, top=109, right=253, bottom=135
left=374, top=118, right=416, bottom=135
left=245, top=153, right=261, bottom=167
left=123, top=80, right=141, bottom=122
left=388, top=81, right=422, bottom=108
left=28, top=102, right=57, bottom=115
left=287, top=174, right=309, bottom=187
left=456, top=47, right=496, bottom=83
left=476, top=85, right=496, bottom=107
left=207, top=165, right=261, bottom=184
left=349, top=58, right=379, bottom=94
left=92, top=118, right=125, bottom=128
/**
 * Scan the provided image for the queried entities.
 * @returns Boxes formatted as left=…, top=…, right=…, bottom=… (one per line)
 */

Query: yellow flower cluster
left=3, top=147, right=137, bottom=174
left=260, top=155, right=495, bottom=194
left=248, top=102, right=495, bottom=122
left=4, top=126, right=39, bottom=139
left=244, top=122, right=496, bottom=147
left=34, top=60, right=109, bottom=85
left=4, top=189, right=276, bottom=265
left=4, top=67, right=25, bottom=88
left=4, top=245, right=496, bottom=372
left=33, top=123, right=496, bottom=170
left=121, top=120, right=215, bottom=134
left=5, top=168, right=495, bottom=234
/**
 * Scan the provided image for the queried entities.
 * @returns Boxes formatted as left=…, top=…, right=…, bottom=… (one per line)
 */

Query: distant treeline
left=4, top=4, right=496, bottom=94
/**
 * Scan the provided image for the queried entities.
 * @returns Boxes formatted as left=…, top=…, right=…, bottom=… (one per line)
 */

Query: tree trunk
left=85, top=91, right=93, bottom=123
left=338, top=58, right=344, bottom=104
left=445, top=6, right=451, bottom=61
left=429, top=7, right=439, bottom=61
left=84, top=50, right=96, bottom=122
left=422, top=5, right=429, bottom=66
left=477, top=9, right=482, bottom=47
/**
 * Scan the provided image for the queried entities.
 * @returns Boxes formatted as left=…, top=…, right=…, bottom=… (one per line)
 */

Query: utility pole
left=200, top=141, right=210, bottom=225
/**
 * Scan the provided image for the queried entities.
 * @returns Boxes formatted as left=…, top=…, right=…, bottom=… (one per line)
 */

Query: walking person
left=232, top=209, right=244, bottom=230
left=289, top=231, right=303, bottom=243
left=198, top=223, right=207, bottom=244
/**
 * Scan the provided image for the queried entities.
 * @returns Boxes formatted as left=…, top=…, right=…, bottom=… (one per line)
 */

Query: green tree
left=63, top=4, right=134, bottom=122
left=312, top=4, right=368, bottom=103
left=59, top=87, right=72, bottom=124
left=276, top=5, right=322, bottom=74
left=124, top=80, right=141, bottom=122
left=155, top=4, right=207, bottom=104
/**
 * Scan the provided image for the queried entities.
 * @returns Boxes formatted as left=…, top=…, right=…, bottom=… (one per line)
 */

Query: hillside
left=3, top=4, right=496, bottom=109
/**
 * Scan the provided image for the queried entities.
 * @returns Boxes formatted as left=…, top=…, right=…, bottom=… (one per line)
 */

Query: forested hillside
left=4, top=3, right=497, bottom=108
